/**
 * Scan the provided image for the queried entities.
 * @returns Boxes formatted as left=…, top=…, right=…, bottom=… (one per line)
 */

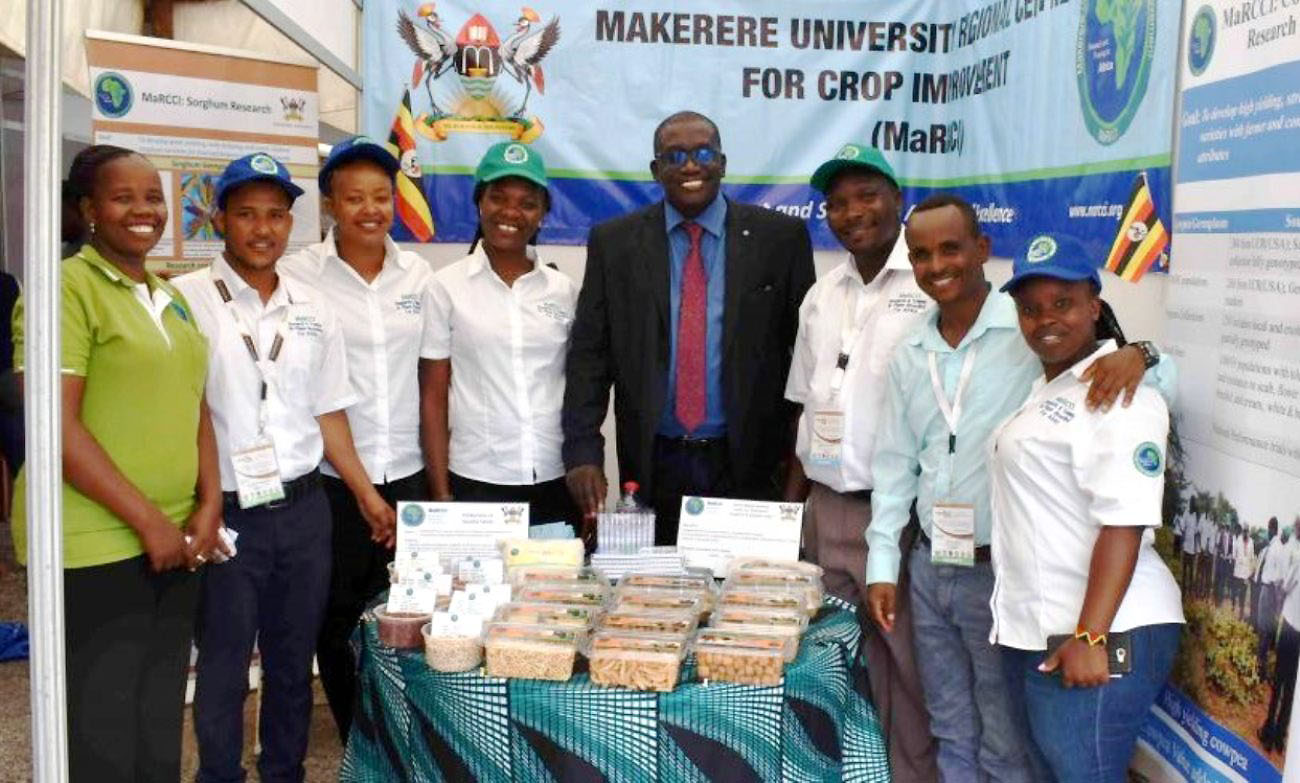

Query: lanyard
left=927, top=345, right=979, bottom=455
left=214, top=277, right=293, bottom=433
left=829, top=277, right=879, bottom=394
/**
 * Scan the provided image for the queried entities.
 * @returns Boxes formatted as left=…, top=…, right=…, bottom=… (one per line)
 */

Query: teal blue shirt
left=864, top=289, right=1176, bottom=585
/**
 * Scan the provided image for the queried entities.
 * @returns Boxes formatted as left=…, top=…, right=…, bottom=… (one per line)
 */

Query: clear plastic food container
left=620, top=572, right=715, bottom=592
left=709, top=605, right=809, bottom=639
left=727, top=557, right=825, bottom=580
left=586, top=630, right=688, bottom=692
left=499, top=538, right=585, bottom=568
left=692, top=628, right=790, bottom=685
left=612, top=586, right=709, bottom=617
left=483, top=622, right=586, bottom=681
left=508, top=565, right=611, bottom=589
left=599, top=607, right=699, bottom=635
left=421, top=623, right=483, bottom=673
left=514, top=581, right=611, bottom=607
left=492, top=601, right=602, bottom=628
left=373, top=606, right=431, bottom=649
left=718, top=584, right=818, bottom=616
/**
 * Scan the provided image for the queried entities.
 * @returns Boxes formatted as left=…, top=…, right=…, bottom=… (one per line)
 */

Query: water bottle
left=615, top=481, right=642, bottom=512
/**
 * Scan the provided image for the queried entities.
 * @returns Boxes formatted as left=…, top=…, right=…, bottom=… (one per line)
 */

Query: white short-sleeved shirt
left=280, top=231, right=437, bottom=483
left=784, top=238, right=931, bottom=492
left=425, top=247, right=577, bottom=485
left=1261, top=536, right=1290, bottom=584
left=1282, top=548, right=1300, bottom=628
left=988, top=341, right=1184, bottom=650
left=1200, top=517, right=1216, bottom=556
left=1234, top=534, right=1256, bottom=578
left=1179, top=514, right=1198, bottom=554
left=175, top=254, right=358, bottom=491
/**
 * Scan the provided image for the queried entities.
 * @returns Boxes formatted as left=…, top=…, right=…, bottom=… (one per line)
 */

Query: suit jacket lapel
left=643, top=203, right=671, bottom=340
left=722, top=200, right=746, bottom=362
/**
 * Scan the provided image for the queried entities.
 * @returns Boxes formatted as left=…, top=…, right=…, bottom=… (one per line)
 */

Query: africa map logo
left=1188, top=5, right=1216, bottom=76
left=94, top=71, right=133, bottom=119
left=1076, top=0, right=1157, bottom=145
left=396, top=3, right=560, bottom=144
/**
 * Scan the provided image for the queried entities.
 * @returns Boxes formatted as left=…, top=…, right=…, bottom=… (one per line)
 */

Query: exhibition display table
left=340, top=598, right=890, bottom=782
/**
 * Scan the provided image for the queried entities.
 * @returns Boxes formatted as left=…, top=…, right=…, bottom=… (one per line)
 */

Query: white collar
left=466, top=245, right=542, bottom=279
left=838, top=232, right=911, bottom=287
left=322, top=228, right=409, bottom=272
left=209, top=253, right=305, bottom=307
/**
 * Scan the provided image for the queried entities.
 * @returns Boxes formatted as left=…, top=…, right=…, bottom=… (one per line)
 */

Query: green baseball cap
left=475, top=142, right=548, bottom=189
left=809, top=143, right=898, bottom=193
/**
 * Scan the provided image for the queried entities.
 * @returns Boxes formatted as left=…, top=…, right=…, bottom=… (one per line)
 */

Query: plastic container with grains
left=373, top=606, right=431, bottom=649
left=599, top=607, right=698, bottom=635
left=692, top=628, right=790, bottom=686
left=709, top=605, right=808, bottom=640
left=421, top=623, right=483, bottom=673
left=483, top=622, right=585, bottom=681
left=493, top=601, right=601, bottom=628
left=727, top=557, right=825, bottom=580
left=612, top=586, right=709, bottom=618
left=508, top=565, right=610, bottom=589
left=620, top=572, right=716, bottom=592
left=515, top=581, right=611, bottom=607
left=587, top=630, right=688, bottom=692
left=718, top=584, right=818, bottom=616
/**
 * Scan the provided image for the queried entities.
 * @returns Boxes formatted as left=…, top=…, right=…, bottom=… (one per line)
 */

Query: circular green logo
left=684, top=497, right=704, bottom=515
left=1188, top=5, right=1216, bottom=76
left=400, top=504, right=425, bottom=526
left=1133, top=441, right=1163, bottom=476
left=836, top=145, right=860, bottom=160
left=250, top=154, right=280, bottom=175
left=503, top=143, right=529, bottom=164
left=94, top=72, right=133, bottom=118
left=1027, top=235, right=1058, bottom=263
left=1076, top=0, right=1157, bottom=145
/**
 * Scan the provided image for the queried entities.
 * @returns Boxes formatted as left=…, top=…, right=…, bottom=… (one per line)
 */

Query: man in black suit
left=563, top=110, right=815, bottom=544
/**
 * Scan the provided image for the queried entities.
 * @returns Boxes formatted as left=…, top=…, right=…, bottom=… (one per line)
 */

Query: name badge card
left=809, top=410, right=845, bottom=466
left=676, top=497, right=803, bottom=577
left=386, top=575, right=438, bottom=615
left=230, top=435, right=285, bottom=509
left=931, top=503, right=976, bottom=567
left=395, top=502, right=529, bottom=570
left=430, top=611, right=485, bottom=639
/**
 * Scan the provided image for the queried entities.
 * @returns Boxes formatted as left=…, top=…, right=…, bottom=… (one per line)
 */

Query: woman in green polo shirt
left=12, top=145, right=222, bottom=782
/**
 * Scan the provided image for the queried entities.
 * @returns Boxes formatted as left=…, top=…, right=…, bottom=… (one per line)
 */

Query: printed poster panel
left=1133, top=3, right=1300, bottom=781
left=85, top=31, right=321, bottom=274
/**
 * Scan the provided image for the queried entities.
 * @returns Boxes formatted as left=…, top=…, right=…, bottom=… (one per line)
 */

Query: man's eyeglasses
left=655, top=146, right=721, bottom=168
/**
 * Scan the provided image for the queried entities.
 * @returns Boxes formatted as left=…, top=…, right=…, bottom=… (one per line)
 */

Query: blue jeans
left=194, top=483, right=333, bottom=783
left=1000, top=623, right=1182, bottom=782
left=908, top=543, right=1037, bottom=782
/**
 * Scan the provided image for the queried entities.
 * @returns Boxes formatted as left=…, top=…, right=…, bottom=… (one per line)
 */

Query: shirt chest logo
left=395, top=293, right=422, bottom=315
left=886, top=292, right=928, bottom=314
left=537, top=300, right=571, bottom=325
left=286, top=313, right=323, bottom=338
left=1037, top=396, right=1076, bottom=424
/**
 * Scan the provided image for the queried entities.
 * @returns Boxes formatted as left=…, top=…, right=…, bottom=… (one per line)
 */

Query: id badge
left=230, top=435, right=286, bottom=509
left=809, top=410, right=845, bottom=466
left=931, top=502, right=975, bottom=567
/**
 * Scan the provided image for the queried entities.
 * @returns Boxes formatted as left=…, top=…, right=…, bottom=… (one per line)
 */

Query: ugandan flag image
left=386, top=90, right=435, bottom=241
left=1104, top=171, right=1168, bottom=283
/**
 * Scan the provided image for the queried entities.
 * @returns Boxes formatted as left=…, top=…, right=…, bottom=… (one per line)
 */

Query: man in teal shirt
left=865, top=194, right=1173, bottom=781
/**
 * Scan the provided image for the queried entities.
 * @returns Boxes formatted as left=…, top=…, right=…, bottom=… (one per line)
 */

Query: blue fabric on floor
left=0, top=622, right=28, bottom=662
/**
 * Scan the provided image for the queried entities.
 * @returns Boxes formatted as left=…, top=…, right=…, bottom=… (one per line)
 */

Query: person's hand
left=1080, top=345, right=1146, bottom=412
left=140, top=515, right=191, bottom=572
left=565, top=465, right=607, bottom=521
left=184, top=503, right=224, bottom=570
left=358, top=490, right=397, bottom=548
left=1039, top=638, right=1110, bottom=688
left=865, top=583, right=897, bottom=633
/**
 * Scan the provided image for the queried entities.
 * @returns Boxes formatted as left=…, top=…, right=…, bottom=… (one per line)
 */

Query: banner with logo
left=362, top=0, right=1177, bottom=258
left=85, top=31, right=321, bottom=274
left=1129, top=3, right=1300, bottom=781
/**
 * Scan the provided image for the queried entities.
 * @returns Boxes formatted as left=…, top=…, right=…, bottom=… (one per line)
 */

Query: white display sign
left=675, top=496, right=803, bottom=578
left=395, top=502, right=529, bottom=567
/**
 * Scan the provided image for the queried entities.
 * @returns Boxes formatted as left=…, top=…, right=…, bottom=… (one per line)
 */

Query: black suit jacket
left=562, top=198, right=815, bottom=497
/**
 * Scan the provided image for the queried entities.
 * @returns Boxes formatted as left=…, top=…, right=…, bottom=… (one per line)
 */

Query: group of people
left=12, top=108, right=1190, bottom=782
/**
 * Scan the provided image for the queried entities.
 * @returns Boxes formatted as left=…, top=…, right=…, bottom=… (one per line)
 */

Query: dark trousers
left=649, top=435, right=737, bottom=546
left=194, top=481, right=332, bottom=783
left=317, top=470, right=427, bottom=743
left=1263, top=619, right=1300, bottom=748
left=64, top=554, right=197, bottom=783
left=448, top=471, right=580, bottom=526
left=1215, top=555, right=1231, bottom=602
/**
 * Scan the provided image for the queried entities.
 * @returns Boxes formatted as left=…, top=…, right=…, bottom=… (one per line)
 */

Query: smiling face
left=325, top=160, right=395, bottom=248
left=214, top=181, right=294, bottom=275
left=1011, top=276, right=1101, bottom=374
left=81, top=154, right=168, bottom=263
left=903, top=204, right=989, bottom=306
left=824, top=169, right=901, bottom=260
left=651, top=117, right=726, bottom=218
left=477, top=177, right=546, bottom=256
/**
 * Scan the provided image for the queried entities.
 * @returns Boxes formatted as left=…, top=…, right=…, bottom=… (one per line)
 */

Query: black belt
left=917, top=528, right=991, bottom=563
left=845, top=488, right=873, bottom=502
left=656, top=434, right=727, bottom=450
left=223, top=468, right=321, bottom=511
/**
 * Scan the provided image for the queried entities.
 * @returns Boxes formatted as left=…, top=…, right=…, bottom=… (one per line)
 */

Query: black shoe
left=1258, top=726, right=1275, bottom=752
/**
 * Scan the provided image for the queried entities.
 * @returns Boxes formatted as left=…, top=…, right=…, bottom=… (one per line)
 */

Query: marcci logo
left=1188, top=5, right=1216, bottom=76
left=1133, top=441, right=1163, bottom=476
left=1076, top=0, right=1157, bottom=145
left=94, top=72, right=133, bottom=119
left=401, top=503, right=426, bottom=526
left=684, top=497, right=705, bottom=516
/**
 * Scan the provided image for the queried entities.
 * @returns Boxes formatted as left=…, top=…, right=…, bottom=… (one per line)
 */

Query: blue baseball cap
left=215, top=153, right=304, bottom=209
left=318, top=135, right=400, bottom=194
left=1001, top=233, right=1102, bottom=293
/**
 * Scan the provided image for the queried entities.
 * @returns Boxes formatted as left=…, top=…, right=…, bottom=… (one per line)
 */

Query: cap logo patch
left=250, top=154, right=280, bottom=175
left=352, top=136, right=372, bottom=147
left=1026, top=235, right=1058, bottom=264
left=503, top=144, right=529, bottom=164
left=1133, top=441, right=1163, bottom=476
left=836, top=145, right=860, bottom=160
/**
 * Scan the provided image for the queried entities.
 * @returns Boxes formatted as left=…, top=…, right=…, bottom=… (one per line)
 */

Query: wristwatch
left=1131, top=340, right=1160, bottom=370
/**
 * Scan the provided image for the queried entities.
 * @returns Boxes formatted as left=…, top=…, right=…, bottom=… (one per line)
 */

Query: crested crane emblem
left=396, top=3, right=560, bottom=144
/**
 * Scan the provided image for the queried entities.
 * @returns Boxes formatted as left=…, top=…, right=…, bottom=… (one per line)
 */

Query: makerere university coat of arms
left=397, top=3, right=560, bottom=143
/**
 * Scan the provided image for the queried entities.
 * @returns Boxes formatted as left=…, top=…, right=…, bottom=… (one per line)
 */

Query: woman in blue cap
left=279, top=136, right=431, bottom=742
left=421, top=142, right=579, bottom=525
left=988, top=233, right=1184, bottom=781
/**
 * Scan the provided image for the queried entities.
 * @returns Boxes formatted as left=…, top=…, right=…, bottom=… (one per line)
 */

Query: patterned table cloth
left=341, top=597, right=890, bottom=782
